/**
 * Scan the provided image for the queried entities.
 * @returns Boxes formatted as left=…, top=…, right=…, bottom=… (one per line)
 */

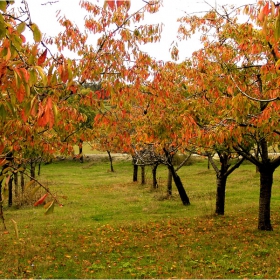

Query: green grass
left=1, top=158, right=280, bottom=279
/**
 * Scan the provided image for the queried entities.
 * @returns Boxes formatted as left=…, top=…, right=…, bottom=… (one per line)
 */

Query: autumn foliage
left=0, top=0, right=280, bottom=231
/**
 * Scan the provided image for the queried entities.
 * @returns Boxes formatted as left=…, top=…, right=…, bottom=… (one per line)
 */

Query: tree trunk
left=8, top=175, right=13, bottom=207
left=107, top=150, right=114, bottom=172
left=133, top=165, right=138, bottom=182
left=152, top=163, right=158, bottom=189
left=0, top=175, right=5, bottom=229
left=14, top=170, right=18, bottom=197
left=30, top=160, right=35, bottom=179
left=215, top=175, right=227, bottom=215
left=141, top=166, right=146, bottom=185
left=258, top=166, right=274, bottom=231
left=167, top=168, right=172, bottom=196
left=164, top=148, right=190, bottom=205
left=208, top=153, right=244, bottom=216
left=20, top=170, right=25, bottom=194
left=168, top=163, right=190, bottom=205
left=132, top=156, right=138, bottom=182
left=79, top=139, right=84, bottom=163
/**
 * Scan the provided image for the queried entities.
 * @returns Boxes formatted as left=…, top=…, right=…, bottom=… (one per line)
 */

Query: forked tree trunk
left=152, top=163, right=159, bottom=189
left=107, top=150, right=114, bottom=172
left=164, top=148, right=190, bottom=205
left=168, top=163, right=190, bottom=205
left=258, top=166, right=274, bottom=231
left=208, top=153, right=244, bottom=215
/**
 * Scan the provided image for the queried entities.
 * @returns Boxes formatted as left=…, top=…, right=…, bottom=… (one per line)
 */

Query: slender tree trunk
left=167, top=168, right=172, bottom=196
left=0, top=176, right=6, bottom=229
left=38, top=162, right=41, bottom=176
left=0, top=199, right=6, bottom=230
left=215, top=175, right=227, bottom=215
left=8, top=175, right=13, bottom=207
left=258, top=166, right=274, bottom=231
left=14, top=170, right=18, bottom=197
left=152, top=163, right=158, bottom=189
left=141, top=166, right=146, bottom=185
left=20, top=170, right=25, bottom=194
left=132, top=156, right=138, bottom=182
left=107, top=150, right=114, bottom=172
left=30, top=160, right=35, bottom=179
left=79, top=139, right=84, bottom=163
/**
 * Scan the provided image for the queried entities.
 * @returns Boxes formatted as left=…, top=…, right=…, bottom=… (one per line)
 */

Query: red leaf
left=116, top=0, right=123, bottom=7
left=116, top=0, right=130, bottom=9
left=38, top=49, right=47, bottom=66
left=105, top=0, right=115, bottom=10
left=34, top=193, right=48, bottom=206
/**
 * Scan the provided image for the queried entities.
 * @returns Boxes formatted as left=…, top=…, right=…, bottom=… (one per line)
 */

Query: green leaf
left=0, top=104, right=7, bottom=119
left=17, top=22, right=26, bottom=34
left=45, top=200, right=55, bottom=215
left=275, top=14, right=280, bottom=40
left=0, top=14, right=6, bottom=39
left=0, top=1, right=6, bottom=12
left=31, top=23, right=42, bottom=42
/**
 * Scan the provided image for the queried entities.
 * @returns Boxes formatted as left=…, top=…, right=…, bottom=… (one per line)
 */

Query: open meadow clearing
left=1, top=157, right=280, bottom=279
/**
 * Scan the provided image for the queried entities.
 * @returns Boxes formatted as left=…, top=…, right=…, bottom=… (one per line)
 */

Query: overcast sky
left=22, top=0, right=256, bottom=61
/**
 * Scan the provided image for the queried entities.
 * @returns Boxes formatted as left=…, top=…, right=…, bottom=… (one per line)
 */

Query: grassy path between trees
left=1, top=158, right=280, bottom=278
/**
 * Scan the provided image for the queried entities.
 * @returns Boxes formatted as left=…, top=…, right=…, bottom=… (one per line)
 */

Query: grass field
left=1, top=157, right=280, bottom=279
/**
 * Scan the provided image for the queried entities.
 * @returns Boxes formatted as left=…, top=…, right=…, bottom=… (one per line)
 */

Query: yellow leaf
left=44, top=200, right=55, bottom=215
left=24, top=180, right=35, bottom=190
left=34, top=66, right=47, bottom=85
left=275, top=14, right=280, bottom=40
left=31, top=185, right=41, bottom=196
left=11, top=219, right=19, bottom=239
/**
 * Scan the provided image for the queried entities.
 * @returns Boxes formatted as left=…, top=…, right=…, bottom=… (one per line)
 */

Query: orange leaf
left=61, top=67, right=68, bottom=83
left=19, top=68, right=30, bottom=83
left=263, top=2, right=270, bottom=16
left=16, top=85, right=25, bottom=103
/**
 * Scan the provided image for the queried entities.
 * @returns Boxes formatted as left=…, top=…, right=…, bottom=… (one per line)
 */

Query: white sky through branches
left=23, top=0, right=256, bottom=61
